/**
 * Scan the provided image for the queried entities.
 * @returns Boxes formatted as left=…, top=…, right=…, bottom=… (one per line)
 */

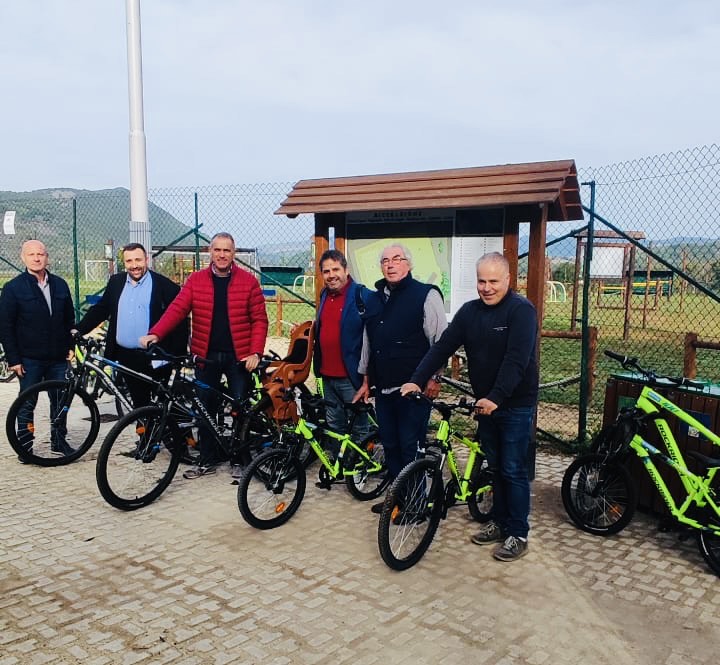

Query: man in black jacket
left=402, top=252, right=538, bottom=563
left=74, top=243, right=188, bottom=408
left=0, top=239, right=76, bottom=455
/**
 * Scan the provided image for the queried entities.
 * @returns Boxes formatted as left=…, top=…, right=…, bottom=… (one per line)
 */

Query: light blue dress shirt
left=116, top=272, right=153, bottom=349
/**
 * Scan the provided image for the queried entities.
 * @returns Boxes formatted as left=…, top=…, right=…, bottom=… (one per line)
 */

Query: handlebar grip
left=676, top=377, right=707, bottom=390
left=604, top=349, right=627, bottom=363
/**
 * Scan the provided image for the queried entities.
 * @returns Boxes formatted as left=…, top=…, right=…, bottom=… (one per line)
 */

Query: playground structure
left=568, top=229, right=673, bottom=341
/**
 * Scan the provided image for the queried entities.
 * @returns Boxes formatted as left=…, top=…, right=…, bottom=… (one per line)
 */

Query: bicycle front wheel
left=237, top=449, right=306, bottom=529
left=96, top=406, right=181, bottom=510
left=377, top=458, right=443, bottom=571
left=467, top=463, right=494, bottom=523
left=561, top=453, right=637, bottom=535
left=5, top=380, right=99, bottom=466
left=345, top=438, right=390, bottom=501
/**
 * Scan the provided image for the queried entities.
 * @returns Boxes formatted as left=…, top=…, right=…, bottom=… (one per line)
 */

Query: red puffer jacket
left=149, top=264, right=268, bottom=359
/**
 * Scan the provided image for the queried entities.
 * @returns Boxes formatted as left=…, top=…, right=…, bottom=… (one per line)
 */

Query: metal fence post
left=578, top=180, right=596, bottom=445
left=72, top=197, right=81, bottom=320
left=194, top=192, right=200, bottom=271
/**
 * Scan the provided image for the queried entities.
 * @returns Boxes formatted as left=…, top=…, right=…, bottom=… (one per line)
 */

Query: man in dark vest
left=355, top=243, right=447, bottom=513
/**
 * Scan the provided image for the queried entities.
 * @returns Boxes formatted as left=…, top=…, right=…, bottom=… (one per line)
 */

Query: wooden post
left=503, top=213, right=520, bottom=291
left=684, top=332, right=698, bottom=379
left=276, top=296, right=283, bottom=336
left=587, top=325, right=598, bottom=398
left=642, top=254, right=651, bottom=329
left=680, top=249, right=687, bottom=312
left=526, top=204, right=548, bottom=330
left=622, top=245, right=635, bottom=341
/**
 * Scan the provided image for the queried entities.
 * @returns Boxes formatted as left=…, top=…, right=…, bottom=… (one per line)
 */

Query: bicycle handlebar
left=604, top=349, right=707, bottom=390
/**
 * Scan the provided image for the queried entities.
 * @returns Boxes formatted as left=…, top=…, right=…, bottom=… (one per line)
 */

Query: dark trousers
left=374, top=389, right=431, bottom=480
left=194, top=350, right=250, bottom=465
left=475, top=406, right=534, bottom=539
left=114, top=346, right=172, bottom=409
left=17, top=358, right=69, bottom=451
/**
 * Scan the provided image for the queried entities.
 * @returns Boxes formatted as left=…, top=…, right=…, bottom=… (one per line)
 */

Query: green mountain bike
left=561, top=350, right=720, bottom=577
left=378, top=392, right=493, bottom=571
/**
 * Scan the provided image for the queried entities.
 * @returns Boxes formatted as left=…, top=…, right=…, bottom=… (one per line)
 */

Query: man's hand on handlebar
left=139, top=334, right=159, bottom=349
left=400, top=382, right=422, bottom=397
left=241, top=352, right=261, bottom=372
left=474, top=398, right=498, bottom=417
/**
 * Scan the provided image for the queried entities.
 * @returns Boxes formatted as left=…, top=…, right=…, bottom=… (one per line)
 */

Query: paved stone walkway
left=1, top=380, right=719, bottom=664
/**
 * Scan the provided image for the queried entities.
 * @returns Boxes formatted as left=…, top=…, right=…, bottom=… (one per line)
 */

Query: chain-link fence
left=2, top=145, right=719, bottom=450
left=536, top=144, right=720, bottom=449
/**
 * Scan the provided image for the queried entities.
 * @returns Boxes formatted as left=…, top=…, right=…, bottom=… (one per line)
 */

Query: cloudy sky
left=2, top=0, right=719, bottom=192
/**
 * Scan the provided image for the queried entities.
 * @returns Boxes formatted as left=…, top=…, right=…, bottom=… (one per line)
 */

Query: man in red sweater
left=140, top=232, right=268, bottom=478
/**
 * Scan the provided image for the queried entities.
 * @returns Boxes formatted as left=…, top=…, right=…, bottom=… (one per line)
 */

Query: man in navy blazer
left=74, top=243, right=188, bottom=408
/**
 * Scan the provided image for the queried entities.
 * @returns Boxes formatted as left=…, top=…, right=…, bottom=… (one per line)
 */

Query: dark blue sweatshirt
left=410, top=290, right=538, bottom=408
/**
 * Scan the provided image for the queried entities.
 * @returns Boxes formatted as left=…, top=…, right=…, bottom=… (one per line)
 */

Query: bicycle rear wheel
left=345, top=437, right=390, bottom=500
left=96, top=406, right=181, bottom=510
left=5, top=380, right=99, bottom=466
left=467, top=463, right=493, bottom=523
left=237, top=448, right=306, bottom=529
left=698, top=513, right=720, bottom=577
left=377, top=458, right=443, bottom=571
left=561, top=453, right=637, bottom=535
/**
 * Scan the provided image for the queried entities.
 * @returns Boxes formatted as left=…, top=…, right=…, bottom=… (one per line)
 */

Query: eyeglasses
left=380, top=255, right=408, bottom=267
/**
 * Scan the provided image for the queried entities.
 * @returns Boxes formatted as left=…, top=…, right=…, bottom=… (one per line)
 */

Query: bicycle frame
left=628, top=386, right=720, bottom=533
left=294, top=416, right=382, bottom=478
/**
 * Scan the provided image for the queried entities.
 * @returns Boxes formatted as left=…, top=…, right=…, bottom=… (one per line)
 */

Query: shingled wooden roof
left=275, top=160, right=583, bottom=221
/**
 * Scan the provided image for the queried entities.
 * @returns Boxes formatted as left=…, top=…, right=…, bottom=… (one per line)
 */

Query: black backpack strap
left=355, top=284, right=366, bottom=316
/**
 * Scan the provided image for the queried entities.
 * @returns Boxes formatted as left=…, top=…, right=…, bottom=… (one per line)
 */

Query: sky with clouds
left=1, top=0, right=719, bottom=192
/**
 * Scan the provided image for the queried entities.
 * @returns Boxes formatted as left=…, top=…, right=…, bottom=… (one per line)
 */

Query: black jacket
left=76, top=271, right=188, bottom=358
left=411, top=290, right=539, bottom=409
left=0, top=270, right=75, bottom=365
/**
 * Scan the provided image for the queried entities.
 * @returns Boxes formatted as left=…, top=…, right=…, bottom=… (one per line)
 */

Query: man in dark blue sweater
left=402, top=252, right=538, bottom=562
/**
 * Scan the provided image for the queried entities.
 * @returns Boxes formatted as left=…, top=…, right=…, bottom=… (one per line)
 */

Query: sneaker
left=492, top=536, right=529, bottom=562
left=470, top=521, right=504, bottom=545
left=371, top=500, right=385, bottom=514
left=183, top=465, right=217, bottom=480
left=50, top=441, right=76, bottom=456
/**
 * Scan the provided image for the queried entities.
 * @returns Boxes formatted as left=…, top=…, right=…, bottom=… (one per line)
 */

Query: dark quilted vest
left=366, top=274, right=433, bottom=388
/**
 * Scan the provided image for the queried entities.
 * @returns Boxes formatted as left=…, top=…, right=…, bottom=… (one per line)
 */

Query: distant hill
left=0, top=188, right=189, bottom=269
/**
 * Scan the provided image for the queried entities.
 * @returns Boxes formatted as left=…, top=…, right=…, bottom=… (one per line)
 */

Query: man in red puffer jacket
left=140, top=232, right=268, bottom=478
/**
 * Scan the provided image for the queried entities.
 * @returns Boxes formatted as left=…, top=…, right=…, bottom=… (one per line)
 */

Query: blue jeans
left=475, top=406, right=534, bottom=539
left=321, top=376, right=369, bottom=443
left=374, top=389, right=431, bottom=480
left=17, top=358, right=70, bottom=452
left=194, top=351, right=250, bottom=465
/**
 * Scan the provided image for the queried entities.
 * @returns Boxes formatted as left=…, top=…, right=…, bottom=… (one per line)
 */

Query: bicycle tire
left=96, top=405, right=181, bottom=510
left=561, top=453, right=637, bottom=535
left=236, top=395, right=316, bottom=471
left=377, top=458, right=444, bottom=571
left=698, top=530, right=720, bottom=578
left=345, top=438, right=391, bottom=501
left=237, top=448, right=306, bottom=529
left=5, top=380, right=99, bottom=466
left=467, top=463, right=494, bottom=523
